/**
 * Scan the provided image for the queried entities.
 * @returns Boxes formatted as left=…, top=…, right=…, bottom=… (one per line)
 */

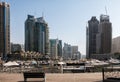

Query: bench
left=23, top=72, right=45, bottom=82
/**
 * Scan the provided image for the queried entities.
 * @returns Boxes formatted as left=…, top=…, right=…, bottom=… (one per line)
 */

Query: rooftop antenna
left=105, top=6, right=108, bottom=15
left=86, top=22, right=88, bottom=28
left=57, top=35, right=59, bottom=39
left=42, top=12, right=44, bottom=18
left=34, top=11, right=37, bottom=16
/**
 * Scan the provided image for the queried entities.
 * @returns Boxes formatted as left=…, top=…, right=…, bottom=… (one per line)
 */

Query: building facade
left=63, top=43, right=72, bottom=60
left=25, top=15, right=35, bottom=52
left=71, top=46, right=81, bottom=60
left=86, top=15, right=112, bottom=59
left=49, top=39, right=62, bottom=59
left=58, top=40, right=62, bottom=57
left=112, top=36, right=120, bottom=53
left=96, top=15, right=112, bottom=54
left=0, top=2, right=10, bottom=59
left=86, top=16, right=99, bottom=59
left=25, top=15, right=49, bottom=55
left=11, top=43, right=23, bottom=53
left=63, top=43, right=81, bottom=60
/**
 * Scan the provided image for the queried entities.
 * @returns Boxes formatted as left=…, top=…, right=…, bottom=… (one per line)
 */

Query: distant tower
left=25, top=15, right=35, bottom=52
left=58, top=40, right=62, bottom=57
left=25, top=15, right=49, bottom=55
left=63, top=43, right=72, bottom=60
left=96, top=14, right=112, bottom=54
left=49, top=39, right=62, bottom=59
left=86, top=16, right=99, bottom=59
left=0, top=2, right=10, bottom=59
left=71, top=46, right=80, bottom=59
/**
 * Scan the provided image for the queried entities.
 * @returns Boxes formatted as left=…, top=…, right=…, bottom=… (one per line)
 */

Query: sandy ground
left=0, top=73, right=102, bottom=82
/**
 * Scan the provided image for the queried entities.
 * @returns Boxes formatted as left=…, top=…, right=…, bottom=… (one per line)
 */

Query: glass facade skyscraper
left=25, top=15, right=49, bottom=55
left=0, top=2, right=10, bottom=59
left=86, top=15, right=112, bottom=59
left=86, top=16, right=99, bottom=59
left=50, top=39, right=62, bottom=59
left=63, top=43, right=72, bottom=60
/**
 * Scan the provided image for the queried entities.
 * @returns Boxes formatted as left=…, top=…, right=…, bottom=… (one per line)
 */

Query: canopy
left=3, top=61, right=19, bottom=67
left=108, top=58, right=120, bottom=64
left=58, top=62, right=66, bottom=65
left=31, top=60, right=37, bottom=65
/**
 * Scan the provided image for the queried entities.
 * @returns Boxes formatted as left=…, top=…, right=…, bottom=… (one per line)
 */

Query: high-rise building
left=71, top=46, right=81, bottom=60
left=49, top=39, right=62, bottom=59
left=112, top=36, right=120, bottom=53
left=96, top=15, right=112, bottom=54
left=0, top=2, right=10, bottom=59
left=58, top=40, right=62, bottom=57
left=86, top=16, right=99, bottom=59
left=11, top=43, right=23, bottom=53
left=25, top=15, right=35, bottom=52
left=86, top=15, right=112, bottom=59
left=63, top=43, right=81, bottom=60
left=25, top=15, right=49, bottom=55
left=63, top=43, right=72, bottom=60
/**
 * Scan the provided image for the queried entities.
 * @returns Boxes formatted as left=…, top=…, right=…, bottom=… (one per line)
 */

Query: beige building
left=96, top=15, right=112, bottom=54
left=71, top=46, right=81, bottom=59
left=112, top=36, right=120, bottom=53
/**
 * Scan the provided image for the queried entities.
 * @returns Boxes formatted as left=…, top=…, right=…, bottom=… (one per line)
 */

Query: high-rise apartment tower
left=96, top=15, right=112, bottom=54
left=25, top=15, right=49, bottom=55
left=49, top=39, right=62, bottom=59
left=0, top=2, right=10, bottom=59
left=86, top=16, right=99, bottom=58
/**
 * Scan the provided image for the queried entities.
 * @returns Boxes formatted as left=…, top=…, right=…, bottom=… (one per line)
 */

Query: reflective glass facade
left=25, top=15, right=49, bottom=55
left=0, top=2, right=10, bottom=59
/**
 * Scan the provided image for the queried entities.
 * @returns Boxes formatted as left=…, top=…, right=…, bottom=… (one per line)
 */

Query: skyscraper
left=96, top=15, right=112, bottom=54
left=25, top=15, right=35, bottom=52
left=0, top=2, right=10, bottom=59
left=71, top=46, right=81, bottom=60
left=58, top=40, right=62, bottom=57
left=25, top=15, right=49, bottom=55
left=63, top=43, right=72, bottom=60
left=86, top=16, right=99, bottom=59
left=49, top=39, right=62, bottom=59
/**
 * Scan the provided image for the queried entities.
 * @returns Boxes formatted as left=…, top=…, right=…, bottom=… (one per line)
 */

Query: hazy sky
left=3, top=0, right=120, bottom=54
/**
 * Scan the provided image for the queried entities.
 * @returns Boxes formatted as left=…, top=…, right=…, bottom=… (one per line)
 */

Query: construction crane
left=105, top=6, right=108, bottom=15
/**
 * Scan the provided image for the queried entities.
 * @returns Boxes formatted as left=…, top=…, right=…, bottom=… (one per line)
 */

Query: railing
left=102, top=66, right=120, bottom=82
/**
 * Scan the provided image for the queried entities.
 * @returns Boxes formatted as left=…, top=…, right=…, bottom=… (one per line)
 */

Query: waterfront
left=0, top=73, right=102, bottom=82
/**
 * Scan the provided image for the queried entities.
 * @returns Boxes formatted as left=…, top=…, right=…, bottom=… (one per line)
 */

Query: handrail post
left=102, top=68, right=104, bottom=82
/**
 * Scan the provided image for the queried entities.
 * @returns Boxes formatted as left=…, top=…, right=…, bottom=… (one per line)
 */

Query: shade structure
left=3, top=61, right=19, bottom=67
left=31, top=60, right=37, bottom=65
left=108, top=58, right=120, bottom=64
left=58, top=62, right=66, bottom=65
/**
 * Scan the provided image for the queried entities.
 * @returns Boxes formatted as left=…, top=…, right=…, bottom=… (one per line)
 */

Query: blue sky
left=3, top=0, right=120, bottom=54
